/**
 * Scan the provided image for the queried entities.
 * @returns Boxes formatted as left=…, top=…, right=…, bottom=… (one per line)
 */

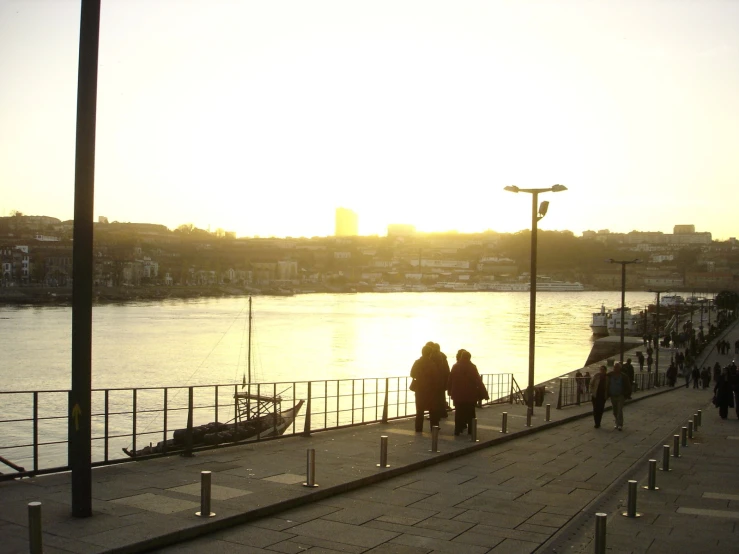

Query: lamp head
left=504, top=185, right=519, bottom=193
left=538, top=201, right=549, bottom=217
left=551, top=184, right=567, bottom=192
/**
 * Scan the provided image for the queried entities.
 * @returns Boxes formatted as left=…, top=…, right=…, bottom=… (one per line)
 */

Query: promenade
left=1, top=320, right=737, bottom=553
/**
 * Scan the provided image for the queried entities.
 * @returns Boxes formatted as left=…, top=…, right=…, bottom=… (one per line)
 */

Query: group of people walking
left=410, top=342, right=488, bottom=436
left=589, top=362, right=632, bottom=430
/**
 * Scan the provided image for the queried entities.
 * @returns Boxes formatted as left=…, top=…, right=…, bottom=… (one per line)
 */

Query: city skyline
left=2, top=1, right=738, bottom=239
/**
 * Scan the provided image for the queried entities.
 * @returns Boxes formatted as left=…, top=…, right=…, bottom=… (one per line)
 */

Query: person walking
left=714, top=367, right=734, bottom=420
left=607, top=362, right=632, bottom=431
left=636, top=351, right=645, bottom=372
left=646, top=353, right=653, bottom=373
left=447, top=349, right=486, bottom=435
left=590, top=365, right=607, bottom=428
left=410, top=345, right=445, bottom=432
left=623, top=358, right=635, bottom=386
left=428, top=342, right=451, bottom=418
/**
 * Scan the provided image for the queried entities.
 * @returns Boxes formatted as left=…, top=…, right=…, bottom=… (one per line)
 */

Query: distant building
left=335, top=208, right=358, bottom=236
left=674, top=224, right=695, bottom=234
left=387, top=224, right=415, bottom=237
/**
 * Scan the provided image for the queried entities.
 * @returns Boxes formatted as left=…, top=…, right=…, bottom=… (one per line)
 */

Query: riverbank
left=0, top=285, right=272, bottom=305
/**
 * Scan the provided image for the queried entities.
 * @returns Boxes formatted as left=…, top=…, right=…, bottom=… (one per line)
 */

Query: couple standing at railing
left=409, top=342, right=488, bottom=436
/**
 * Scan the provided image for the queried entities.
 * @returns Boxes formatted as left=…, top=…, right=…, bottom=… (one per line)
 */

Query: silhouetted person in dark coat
left=411, top=345, right=445, bottom=432
left=590, top=365, right=608, bottom=428
left=447, top=349, right=486, bottom=435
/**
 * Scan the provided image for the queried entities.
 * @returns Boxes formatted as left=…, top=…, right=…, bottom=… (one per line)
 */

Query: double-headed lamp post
left=607, top=258, right=642, bottom=365
left=504, top=184, right=567, bottom=415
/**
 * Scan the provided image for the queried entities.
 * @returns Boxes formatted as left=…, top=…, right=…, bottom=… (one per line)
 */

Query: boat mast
left=247, top=296, right=252, bottom=386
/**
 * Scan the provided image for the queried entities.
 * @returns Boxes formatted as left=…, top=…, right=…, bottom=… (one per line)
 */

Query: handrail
left=0, top=372, right=513, bottom=479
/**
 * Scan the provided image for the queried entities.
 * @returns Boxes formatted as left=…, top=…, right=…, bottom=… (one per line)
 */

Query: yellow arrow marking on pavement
left=72, top=403, right=81, bottom=431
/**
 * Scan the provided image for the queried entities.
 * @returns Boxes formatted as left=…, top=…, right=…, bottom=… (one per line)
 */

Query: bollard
left=28, top=502, right=42, bottom=554
left=500, top=412, right=508, bottom=434
left=377, top=436, right=389, bottom=468
left=621, top=480, right=641, bottom=517
left=429, top=426, right=440, bottom=452
left=697, top=409, right=702, bottom=427
left=303, top=448, right=319, bottom=487
left=594, top=512, right=607, bottom=554
left=470, top=418, right=479, bottom=442
left=681, top=427, right=688, bottom=448
left=693, top=413, right=699, bottom=431
left=545, top=403, right=551, bottom=422
left=526, top=409, right=532, bottom=428
left=673, top=434, right=680, bottom=458
left=195, top=471, right=215, bottom=517
left=643, top=459, right=659, bottom=491
left=660, top=445, right=671, bottom=471
left=688, top=420, right=693, bottom=439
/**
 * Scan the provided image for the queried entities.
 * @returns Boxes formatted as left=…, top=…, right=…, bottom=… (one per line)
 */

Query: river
left=1, top=291, right=667, bottom=392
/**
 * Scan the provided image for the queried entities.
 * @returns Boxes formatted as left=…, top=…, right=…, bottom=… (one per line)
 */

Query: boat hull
left=122, top=399, right=304, bottom=457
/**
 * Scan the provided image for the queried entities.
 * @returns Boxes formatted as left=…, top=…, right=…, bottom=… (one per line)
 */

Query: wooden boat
left=123, top=297, right=303, bottom=457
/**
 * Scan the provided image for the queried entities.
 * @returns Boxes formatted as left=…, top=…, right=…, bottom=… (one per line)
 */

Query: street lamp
left=649, top=288, right=671, bottom=384
left=504, top=184, right=567, bottom=415
left=607, top=258, right=642, bottom=365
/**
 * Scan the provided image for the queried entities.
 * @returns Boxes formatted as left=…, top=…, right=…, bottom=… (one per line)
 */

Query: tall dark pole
left=70, top=0, right=101, bottom=518
left=607, top=259, right=641, bottom=366
left=649, top=289, right=670, bottom=383
left=505, top=184, right=567, bottom=415
left=527, top=191, right=539, bottom=415
left=620, top=263, right=626, bottom=365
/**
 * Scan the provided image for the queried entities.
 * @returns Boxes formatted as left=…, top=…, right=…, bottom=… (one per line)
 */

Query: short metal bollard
left=470, top=418, right=479, bottom=442
left=672, top=434, right=680, bottom=458
left=693, top=413, right=699, bottom=431
left=303, top=448, right=319, bottom=487
left=681, top=426, right=688, bottom=448
left=594, top=512, right=607, bottom=554
left=377, top=436, right=390, bottom=468
left=660, top=445, right=671, bottom=471
left=500, top=412, right=508, bottom=434
left=688, top=420, right=694, bottom=439
left=28, top=502, right=42, bottom=554
left=526, top=409, right=532, bottom=428
left=430, top=426, right=440, bottom=452
left=643, top=459, right=659, bottom=491
left=195, top=471, right=216, bottom=517
left=545, top=403, right=551, bottom=422
left=621, top=480, right=641, bottom=518
left=697, top=409, right=702, bottom=426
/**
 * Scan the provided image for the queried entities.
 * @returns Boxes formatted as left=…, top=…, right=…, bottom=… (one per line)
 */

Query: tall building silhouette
left=335, top=207, right=358, bottom=236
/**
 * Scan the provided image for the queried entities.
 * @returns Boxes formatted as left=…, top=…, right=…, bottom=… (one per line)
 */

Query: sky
left=1, top=1, right=738, bottom=239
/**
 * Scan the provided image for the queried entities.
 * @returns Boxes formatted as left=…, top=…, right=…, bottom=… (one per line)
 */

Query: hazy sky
left=1, top=1, right=738, bottom=239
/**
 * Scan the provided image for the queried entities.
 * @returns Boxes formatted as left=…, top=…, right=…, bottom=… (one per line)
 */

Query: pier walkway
left=1, top=322, right=738, bottom=553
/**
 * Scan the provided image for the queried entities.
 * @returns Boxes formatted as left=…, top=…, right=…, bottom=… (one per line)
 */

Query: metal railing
left=556, top=371, right=667, bottom=409
left=0, top=372, right=513, bottom=479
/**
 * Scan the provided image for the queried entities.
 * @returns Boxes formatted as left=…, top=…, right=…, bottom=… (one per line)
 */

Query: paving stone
left=388, top=533, right=488, bottom=554
left=286, top=519, right=398, bottom=548
left=488, top=538, right=540, bottom=553
left=452, top=509, right=528, bottom=529
left=212, top=524, right=296, bottom=547
left=167, top=482, right=253, bottom=500
left=109, top=492, right=199, bottom=514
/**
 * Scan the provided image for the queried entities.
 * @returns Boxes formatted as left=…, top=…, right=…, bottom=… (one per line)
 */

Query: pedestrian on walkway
left=636, top=351, right=645, bottom=372
left=713, top=367, right=734, bottom=420
left=692, top=365, right=701, bottom=389
left=428, top=342, right=451, bottom=419
left=623, top=358, right=635, bottom=385
left=590, top=365, right=607, bottom=428
left=447, top=349, right=486, bottom=435
left=647, top=352, right=653, bottom=373
left=411, top=345, right=445, bottom=432
left=607, top=362, right=632, bottom=431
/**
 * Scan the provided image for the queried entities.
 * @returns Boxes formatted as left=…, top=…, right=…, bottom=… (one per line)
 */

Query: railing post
left=162, top=388, right=168, bottom=454
left=104, top=389, right=109, bottom=462
left=509, top=378, right=514, bottom=404
left=132, top=388, right=137, bottom=457
left=302, top=382, right=312, bottom=436
left=576, top=383, right=581, bottom=406
left=33, top=392, right=39, bottom=473
left=214, top=385, right=219, bottom=424
left=381, top=378, right=389, bottom=423
left=556, top=379, right=563, bottom=409
left=182, top=387, right=194, bottom=457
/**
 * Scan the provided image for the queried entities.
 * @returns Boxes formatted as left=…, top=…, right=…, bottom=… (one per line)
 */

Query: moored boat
left=590, top=304, right=609, bottom=335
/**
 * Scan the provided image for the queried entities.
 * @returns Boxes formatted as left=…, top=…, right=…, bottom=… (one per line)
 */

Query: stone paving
left=1, top=316, right=736, bottom=554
